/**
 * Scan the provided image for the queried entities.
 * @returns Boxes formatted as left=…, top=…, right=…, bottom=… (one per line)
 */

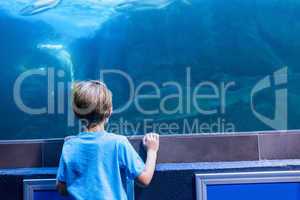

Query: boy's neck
left=87, top=123, right=105, bottom=133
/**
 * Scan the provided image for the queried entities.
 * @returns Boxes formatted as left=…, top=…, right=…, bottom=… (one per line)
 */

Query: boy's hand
left=143, top=133, right=160, bottom=153
left=138, top=133, right=159, bottom=187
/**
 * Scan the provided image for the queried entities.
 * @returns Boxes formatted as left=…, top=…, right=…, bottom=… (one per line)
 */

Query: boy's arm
left=136, top=133, right=159, bottom=187
left=56, top=146, right=69, bottom=196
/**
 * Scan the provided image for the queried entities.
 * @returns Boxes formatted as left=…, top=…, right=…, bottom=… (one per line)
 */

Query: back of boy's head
left=72, top=80, right=112, bottom=126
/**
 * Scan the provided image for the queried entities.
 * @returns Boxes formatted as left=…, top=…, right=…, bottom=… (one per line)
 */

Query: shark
left=115, top=0, right=191, bottom=11
left=19, top=0, right=62, bottom=16
left=37, top=43, right=75, bottom=83
left=19, top=0, right=192, bottom=16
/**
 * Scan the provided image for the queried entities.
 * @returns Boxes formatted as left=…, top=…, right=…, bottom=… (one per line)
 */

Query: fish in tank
left=0, top=0, right=299, bottom=140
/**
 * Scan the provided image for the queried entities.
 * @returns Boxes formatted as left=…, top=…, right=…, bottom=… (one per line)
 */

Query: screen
left=0, top=0, right=298, bottom=139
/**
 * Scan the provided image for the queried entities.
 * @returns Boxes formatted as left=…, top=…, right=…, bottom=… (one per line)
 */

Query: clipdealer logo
left=250, top=67, right=288, bottom=130
left=13, top=66, right=289, bottom=132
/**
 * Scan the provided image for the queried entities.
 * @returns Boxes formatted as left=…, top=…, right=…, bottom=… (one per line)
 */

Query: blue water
left=0, top=0, right=299, bottom=139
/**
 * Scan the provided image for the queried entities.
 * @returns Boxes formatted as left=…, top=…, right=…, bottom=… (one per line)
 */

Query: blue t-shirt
left=56, top=131, right=145, bottom=200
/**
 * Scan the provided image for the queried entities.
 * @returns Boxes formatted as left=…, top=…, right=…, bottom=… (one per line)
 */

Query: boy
left=56, top=80, right=159, bottom=200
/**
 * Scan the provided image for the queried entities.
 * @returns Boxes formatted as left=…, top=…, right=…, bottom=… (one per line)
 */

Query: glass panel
left=0, top=0, right=298, bottom=139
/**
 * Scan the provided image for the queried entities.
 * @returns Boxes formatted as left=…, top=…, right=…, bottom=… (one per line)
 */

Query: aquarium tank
left=0, top=0, right=299, bottom=140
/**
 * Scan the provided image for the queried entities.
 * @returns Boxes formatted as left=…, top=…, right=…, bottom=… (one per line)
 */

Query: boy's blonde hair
left=72, top=80, right=112, bottom=125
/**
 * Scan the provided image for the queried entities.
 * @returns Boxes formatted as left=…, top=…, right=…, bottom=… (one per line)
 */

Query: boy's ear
left=108, top=106, right=113, bottom=117
left=108, top=107, right=113, bottom=117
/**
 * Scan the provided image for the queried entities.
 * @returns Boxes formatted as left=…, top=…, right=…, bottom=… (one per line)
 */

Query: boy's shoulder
left=64, top=135, right=76, bottom=142
left=100, top=133, right=133, bottom=149
left=63, top=132, right=128, bottom=144
left=103, top=132, right=128, bottom=143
